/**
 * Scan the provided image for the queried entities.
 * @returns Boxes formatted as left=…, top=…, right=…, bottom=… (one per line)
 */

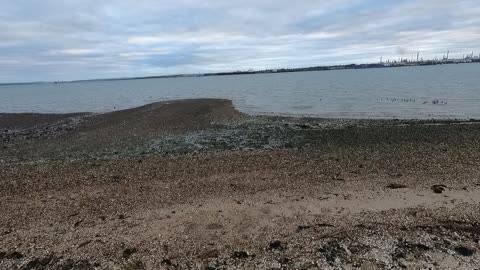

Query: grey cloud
left=0, top=0, right=479, bottom=82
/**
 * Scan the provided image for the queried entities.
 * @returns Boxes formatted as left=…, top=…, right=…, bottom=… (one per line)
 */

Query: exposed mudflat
left=1, top=99, right=479, bottom=269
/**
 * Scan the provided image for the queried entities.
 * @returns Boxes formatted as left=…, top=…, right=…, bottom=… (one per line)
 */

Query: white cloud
left=127, top=32, right=249, bottom=45
left=48, top=49, right=99, bottom=56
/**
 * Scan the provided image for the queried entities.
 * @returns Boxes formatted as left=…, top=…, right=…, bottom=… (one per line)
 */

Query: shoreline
left=2, top=98, right=479, bottom=130
left=1, top=99, right=479, bottom=269
left=2, top=59, right=479, bottom=86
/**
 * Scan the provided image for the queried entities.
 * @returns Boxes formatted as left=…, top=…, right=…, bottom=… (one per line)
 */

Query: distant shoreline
left=2, top=59, right=479, bottom=86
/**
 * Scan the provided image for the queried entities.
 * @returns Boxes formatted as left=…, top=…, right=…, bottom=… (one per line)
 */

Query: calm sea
left=1, top=63, right=479, bottom=119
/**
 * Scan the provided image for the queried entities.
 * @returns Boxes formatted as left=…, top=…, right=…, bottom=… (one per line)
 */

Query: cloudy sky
left=1, top=0, right=479, bottom=82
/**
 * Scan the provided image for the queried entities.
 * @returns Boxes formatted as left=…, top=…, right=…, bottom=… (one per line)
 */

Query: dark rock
left=161, top=259, right=173, bottom=266
left=54, top=259, right=74, bottom=270
left=124, top=260, right=146, bottom=270
left=20, top=256, right=53, bottom=270
left=269, top=240, right=284, bottom=251
left=298, top=124, right=311, bottom=129
left=118, top=214, right=126, bottom=219
left=232, top=251, right=250, bottom=259
left=454, top=246, right=475, bottom=256
left=432, top=185, right=446, bottom=193
left=111, top=175, right=122, bottom=182
left=72, top=260, right=95, bottom=270
left=394, top=241, right=430, bottom=260
left=278, top=257, right=290, bottom=264
left=297, top=225, right=312, bottom=232
left=316, top=223, right=335, bottom=228
left=77, top=240, right=92, bottom=249
left=122, top=247, right=137, bottom=259
left=5, top=251, right=23, bottom=259
left=386, top=183, right=408, bottom=189
left=319, top=241, right=349, bottom=265
left=0, top=251, right=6, bottom=259
left=73, top=220, right=82, bottom=227
left=199, top=249, right=219, bottom=259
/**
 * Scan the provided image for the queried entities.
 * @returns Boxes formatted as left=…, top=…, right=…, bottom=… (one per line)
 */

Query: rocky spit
left=1, top=99, right=479, bottom=270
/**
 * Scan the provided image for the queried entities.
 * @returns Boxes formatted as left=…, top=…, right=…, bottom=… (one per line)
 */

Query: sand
left=1, top=99, right=479, bottom=269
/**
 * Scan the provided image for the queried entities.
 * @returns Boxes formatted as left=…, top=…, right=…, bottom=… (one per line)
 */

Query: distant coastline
left=2, top=57, right=479, bottom=86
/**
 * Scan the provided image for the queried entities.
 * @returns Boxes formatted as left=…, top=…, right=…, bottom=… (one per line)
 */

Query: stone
left=199, top=249, right=219, bottom=259
left=122, top=247, right=137, bottom=259
left=232, top=251, right=249, bottom=259
left=386, top=183, right=408, bottom=189
left=454, top=246, right=475, bottom=256
left=269, top=240, right=285, bottom=251
left=432, top=185, right=446, bottom=193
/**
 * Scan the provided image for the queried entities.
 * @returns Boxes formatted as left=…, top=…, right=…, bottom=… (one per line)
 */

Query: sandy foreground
left=1, top=99, right=479, bottom=270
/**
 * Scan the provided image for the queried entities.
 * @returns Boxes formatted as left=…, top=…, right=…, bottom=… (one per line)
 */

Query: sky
left=1, top=0, right=480, bottom=83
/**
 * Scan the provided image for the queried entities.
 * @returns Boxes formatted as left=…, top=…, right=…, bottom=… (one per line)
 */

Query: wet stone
left=20, top=256, right=53, bottom=270
left=269, top=240, right=285, bottom=251
left=432, top=185, right=446, bottom=194
left=386, top=183, right=408, bottom=189
left=122, top=247, right=137, bottom=259
left=5, top=251, right=23, bottom=260
left=454, top=246, right=475, bottom=256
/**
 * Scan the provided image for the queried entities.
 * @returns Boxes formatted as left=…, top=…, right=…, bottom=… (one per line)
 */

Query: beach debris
left=431, top=185, right=447, bottom=194
left=232, top=251, right=250, bottom=259
left=386, top=183, right=408, bottom=189
left=454, top=246, right=475, bottom=256
left=269, top=240, right=285, bottom=251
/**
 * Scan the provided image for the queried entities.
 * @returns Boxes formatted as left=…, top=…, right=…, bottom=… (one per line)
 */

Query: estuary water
left=1, top=63, right=479, bottom=119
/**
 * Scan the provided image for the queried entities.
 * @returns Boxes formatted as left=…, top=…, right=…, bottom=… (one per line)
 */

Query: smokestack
left=417, top=52, right=419, bottom=62
left=446, top=50, right=449, bottom=60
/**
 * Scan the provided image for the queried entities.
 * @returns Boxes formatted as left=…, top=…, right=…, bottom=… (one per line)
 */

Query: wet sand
left=1, top=99, right=479, bottom=269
